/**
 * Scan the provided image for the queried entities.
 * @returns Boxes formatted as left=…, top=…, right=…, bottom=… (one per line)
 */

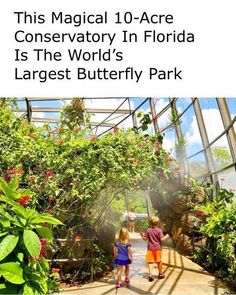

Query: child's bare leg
left=157, top=261, right=163, bottom=274
left=147, top=263, right=154, bottom=281
left=117, top=265, right=123, bottom=282
left=125, top=265, right=130, bottom=278
left=157, top=261, right=165, bottom=278
left=131, top=221, right=134, bottom=233
left=147, top=263, right=153, bottom=275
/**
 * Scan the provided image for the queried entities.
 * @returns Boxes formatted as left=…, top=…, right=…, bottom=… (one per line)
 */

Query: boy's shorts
left=146, top=250, right=162, bottom=263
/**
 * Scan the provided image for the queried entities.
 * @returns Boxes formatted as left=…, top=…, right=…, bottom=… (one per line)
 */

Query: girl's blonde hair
left=118, top=227, right=130, bottom=245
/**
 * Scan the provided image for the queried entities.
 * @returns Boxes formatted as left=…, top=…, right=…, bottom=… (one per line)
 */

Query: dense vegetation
left=0, top=99, right=172, bottom=289
left=194, top=184, right=236, bottom=288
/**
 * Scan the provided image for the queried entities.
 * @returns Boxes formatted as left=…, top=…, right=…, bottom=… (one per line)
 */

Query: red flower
left=196, top=210, right=205, bottom=220
left=114, top=127, right=119, bottom=133
left=52, top=268, right=61, bottom=273
left=75, top=235, right=82, bottom=242
left=40, top=239, right=47, bottom=257
left=3, top=176, right=10, bottom=183
left=28, top=176, right=36, bottom=183
left=46, top=170, right=54, bottom=177
left=90, top=136, right=97, bottom=142
left=17, top=196, right=30, bottom=206
left=47, top=210, right=53, bottom=215
left=6, top=168, right=24, bottom=175
left=40, top=238, right=47, bottom=246
left=48, top=197, right=55, bottom=205
left=40, top=245, right=47, bottom=257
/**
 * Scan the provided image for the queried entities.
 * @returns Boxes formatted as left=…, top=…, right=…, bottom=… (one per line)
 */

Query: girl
left=114, top=227, right=133, bottom=288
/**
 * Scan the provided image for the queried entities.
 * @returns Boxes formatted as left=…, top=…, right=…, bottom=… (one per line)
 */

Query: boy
left=140, top=216, right=169, bottom=281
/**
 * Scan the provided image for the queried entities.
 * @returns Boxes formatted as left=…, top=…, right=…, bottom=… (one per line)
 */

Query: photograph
left=0, top=97, right=235, bottom=294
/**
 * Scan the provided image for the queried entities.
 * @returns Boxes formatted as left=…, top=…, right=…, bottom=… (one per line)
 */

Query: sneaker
left=116, top=282, right=123, bottom=288
left=158, top=274, right=165, bottom=279
left=148, top=275, right=154, bottom=282
left=124, top=277, right=130, bottom=284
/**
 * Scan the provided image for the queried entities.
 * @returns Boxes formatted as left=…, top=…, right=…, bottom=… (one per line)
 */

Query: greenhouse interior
left=0, top=97, right=235, bottom=294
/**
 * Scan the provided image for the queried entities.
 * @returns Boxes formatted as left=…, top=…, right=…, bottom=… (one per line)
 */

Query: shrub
left=195, top=186, right=236, bottom=287
left=0, top=177, right=63, bottom=294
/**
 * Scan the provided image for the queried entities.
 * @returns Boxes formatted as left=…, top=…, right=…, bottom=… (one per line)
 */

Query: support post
left=192, top=98, right=218, bottom=186
left=25, top=98, right=32, bottom=122
left=145, top=189, right=152, bottom=218
left=149, top=98, right=160, bottom=133
left=169, top=98, right=189, bottom=176
left=216, top=98, right=236, bottom=164
left=132, top=112, right=138, bottom=128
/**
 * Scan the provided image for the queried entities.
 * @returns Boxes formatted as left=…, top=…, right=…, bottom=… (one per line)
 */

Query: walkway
left=61, top=233, right=230, bottom=295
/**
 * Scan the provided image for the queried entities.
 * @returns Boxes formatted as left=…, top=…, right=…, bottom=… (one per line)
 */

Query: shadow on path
left=61, top=233, right=231, bottom=295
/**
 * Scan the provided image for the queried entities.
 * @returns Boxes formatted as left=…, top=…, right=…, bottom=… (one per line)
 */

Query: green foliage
left=212, top=146, right=231, bottom=168
left=168, top=107, right=182, bottom=127
left=195, top=187, right=236, bottom=284
left=0, top=177, right=62, bottom=294
left=60, top=98, right=89, bottom=129
left=0, top=101, right=174, bottom=284
left=137, top=112, right=153, bottom=131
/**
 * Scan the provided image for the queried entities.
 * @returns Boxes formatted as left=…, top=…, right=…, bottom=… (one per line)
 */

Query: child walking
left=140, top=216, right=169, bottom=281
left=114, top=227, right=133, bottom=288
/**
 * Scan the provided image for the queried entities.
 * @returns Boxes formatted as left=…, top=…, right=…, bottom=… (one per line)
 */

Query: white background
left=0, top=0, right=236, bottom=97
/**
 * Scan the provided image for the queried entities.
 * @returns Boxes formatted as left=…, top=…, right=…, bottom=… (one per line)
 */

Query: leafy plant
left=0, top=177, right=63, bottom=294
left=137, top=112, right=153, bottom=131
left=194, top=186, right=236, bottom=285
left=168, top=108, right=182, bottom=128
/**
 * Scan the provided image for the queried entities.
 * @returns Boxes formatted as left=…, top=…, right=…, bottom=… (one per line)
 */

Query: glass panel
left=175, top=97, right=192, bottom=112
left=31, top=99, right=62, bottom=108
left=217, top=166, right=236, bottom=196
left=226, top=98, right=236, bottom=120
left=95, top=126, right=111, bottom=136
left=198, top=98, right=225, bottom=143
left=177, top=104, right=204, bottom=157
left=16, top=98, right=26, bottom=109
left=188, top=151, right=209, bottom=179
left=210, top=134, right=233, bottom=171
left=162, top=128, right=176, bottom=158
left=15, top=98, right=27, bottom=117
left=118, top=115, right=133, bottom=130
left=31, top=111, right=60, bottom=121
left=154, top=98, right=171, bottom=131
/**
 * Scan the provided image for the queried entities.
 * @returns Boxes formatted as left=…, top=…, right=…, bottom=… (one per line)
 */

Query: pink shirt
left=145, top=227, right=164, bottom=250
